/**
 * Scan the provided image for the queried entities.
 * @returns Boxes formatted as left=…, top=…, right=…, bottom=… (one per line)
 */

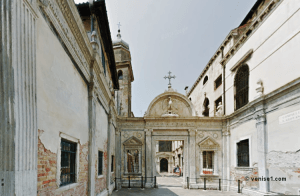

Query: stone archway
left=160, top=158, right=168, bottom=172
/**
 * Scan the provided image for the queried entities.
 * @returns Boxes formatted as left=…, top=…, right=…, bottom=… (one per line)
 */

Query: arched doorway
left=160, top=158, right=168, bottom=172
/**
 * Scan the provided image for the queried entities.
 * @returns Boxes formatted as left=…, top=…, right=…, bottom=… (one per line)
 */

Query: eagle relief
left=161, top=97, right=179, bottom=117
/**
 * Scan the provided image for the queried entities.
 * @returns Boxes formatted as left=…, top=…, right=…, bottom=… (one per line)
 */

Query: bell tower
left=113, top=25, right=134, bottom=117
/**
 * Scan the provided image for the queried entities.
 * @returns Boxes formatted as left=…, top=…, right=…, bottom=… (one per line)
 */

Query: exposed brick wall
left=37, top=129, right=89, bottom=196
left=95, top=140, right=108, bottom=195
left=230, top=166, right=259, bottom=188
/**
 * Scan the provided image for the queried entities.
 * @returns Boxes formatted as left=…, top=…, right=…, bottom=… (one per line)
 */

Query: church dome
left=113, top=29, right=129, bottom=50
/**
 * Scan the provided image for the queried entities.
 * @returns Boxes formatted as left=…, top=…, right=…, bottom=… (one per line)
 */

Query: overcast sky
left=75, top=0, right=256, bottom=116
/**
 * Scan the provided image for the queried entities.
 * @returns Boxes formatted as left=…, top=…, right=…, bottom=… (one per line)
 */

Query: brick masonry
left=95, top=140, right=108, bottom=195
left=37, top=129, right=89, bottom=196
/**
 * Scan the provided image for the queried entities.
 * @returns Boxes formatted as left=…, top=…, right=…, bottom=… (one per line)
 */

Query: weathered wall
left=36, top=10, right=89, bottom=195
left=95, top=102, right=108, bottom=195
left=266, top=101, right=300, bottom=195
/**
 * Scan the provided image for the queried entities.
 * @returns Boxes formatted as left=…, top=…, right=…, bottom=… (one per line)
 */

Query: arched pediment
left=198, top=136, right=219, bottom=150
left=123, top=136, right=143, bottom=146
left=144, top=89, right=196, bottom=117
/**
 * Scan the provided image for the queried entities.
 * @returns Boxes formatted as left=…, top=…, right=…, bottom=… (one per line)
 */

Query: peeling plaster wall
left=36, top=10, right=89, bottom=195
left=266, top=103, right=300, bottom=195
left=95, top=102, right=108, bottom=194
left=229, top=120, right=259, bottom=190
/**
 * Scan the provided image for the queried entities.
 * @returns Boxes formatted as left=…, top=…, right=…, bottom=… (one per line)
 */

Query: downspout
left=221, top=47, right=226, bottom=115
left=88, top=1, right=96, bottom=196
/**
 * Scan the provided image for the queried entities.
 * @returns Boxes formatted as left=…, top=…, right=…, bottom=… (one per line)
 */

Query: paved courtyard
left=111, top=176, right=241, bottom=196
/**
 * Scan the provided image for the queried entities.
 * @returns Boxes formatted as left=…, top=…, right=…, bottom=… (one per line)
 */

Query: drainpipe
left=221, top=47, right=226, bottom=115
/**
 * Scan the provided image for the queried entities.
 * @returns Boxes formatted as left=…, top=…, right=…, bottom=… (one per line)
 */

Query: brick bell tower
left=113, top=25, right=134, bottom=117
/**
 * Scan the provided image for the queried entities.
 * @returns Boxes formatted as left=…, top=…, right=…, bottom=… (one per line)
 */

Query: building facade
left=1, top=0, right=300, bottom=196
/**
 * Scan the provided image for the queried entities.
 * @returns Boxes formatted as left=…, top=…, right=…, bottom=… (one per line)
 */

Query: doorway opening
left=160, top=158, right=168, bottom=172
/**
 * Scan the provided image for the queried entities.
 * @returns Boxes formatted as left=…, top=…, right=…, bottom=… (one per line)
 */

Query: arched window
left=203, top=76, right=208, bottom=85
left=118, top=70, right=123, bottom=80
left=234, top=65, right=249, bottom=110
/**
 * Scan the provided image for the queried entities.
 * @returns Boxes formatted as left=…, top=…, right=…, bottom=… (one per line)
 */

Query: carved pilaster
left=145, top=129, right=152, bottom=183
left=0, top=0, right=38, bottom=195
left=255, top=112, right=269, bottom=193
left=189, top=129, right=196, bottom=183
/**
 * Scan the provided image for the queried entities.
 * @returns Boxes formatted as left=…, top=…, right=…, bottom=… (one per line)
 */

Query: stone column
left=256, top=113, right=269, bottom=192
left=189, top=129, right=196, bottom=183
left=0, top=0, right=38, bottom=195
left=145, top=129, right=152, bottom=183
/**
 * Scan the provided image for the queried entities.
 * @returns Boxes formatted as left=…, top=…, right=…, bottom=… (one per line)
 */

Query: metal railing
left=114, top=176, right=157, bottom=190
left=187, top=177, right=242, bottom=193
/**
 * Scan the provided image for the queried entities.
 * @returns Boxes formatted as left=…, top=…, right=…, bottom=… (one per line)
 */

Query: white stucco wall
left=36, top=12, right=89, bottom=153
left=225, top=0, right=300, bottom=115
left=95, top=102, right=108, bottom=151
left=267, top=104, right=300, bottom=152
left=230, top=120, right=258, bottom=168
left=189, top=52, right=223, bottom=116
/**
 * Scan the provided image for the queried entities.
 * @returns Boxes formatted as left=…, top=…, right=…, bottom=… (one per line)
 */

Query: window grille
left=235, top=65, right=249, bottom=110
left=237, top=139, right=249, bottom=167
left=127, top=150, right=139, bottom=173
left=111, top=155, right=114, bottom=172
left=203, top=151, right=213, bottom=174
left=98, top=151, right=103, bottom=175
left=60, top=139, right=77, bottom=186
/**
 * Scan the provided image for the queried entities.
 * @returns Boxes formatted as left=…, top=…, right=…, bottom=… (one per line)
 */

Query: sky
left=75, top=0, right=256, bottom=116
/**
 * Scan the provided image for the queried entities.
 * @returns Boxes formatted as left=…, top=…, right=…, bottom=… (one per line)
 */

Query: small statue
left=202, top=92, right=210, bottom=117
left=255, top=79, right=264, bottom=98
left=216, top=102, right=223, bottom=116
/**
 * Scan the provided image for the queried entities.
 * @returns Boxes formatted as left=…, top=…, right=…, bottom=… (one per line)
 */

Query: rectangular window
left=214, top=74, right=222, bottom=90
left=98, top=151, right=103, bottom=176
left=111, top=155, right=114, bottom=172
left=203, top=151, right=213, bottom=174
left=101, top=47, right=106, bottom=75
left=60, top=139, right=77, bottom=186
left=159, top=141, right=172, bottom=152
left=215, top=96, right=222, bottom=114
left=237, top=139, right=249, bottom=167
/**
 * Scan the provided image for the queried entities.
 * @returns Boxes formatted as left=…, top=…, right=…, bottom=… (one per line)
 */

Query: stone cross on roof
left=164, top=71, right=176, bottom=88
left=117, top=22, right=121, bottom=30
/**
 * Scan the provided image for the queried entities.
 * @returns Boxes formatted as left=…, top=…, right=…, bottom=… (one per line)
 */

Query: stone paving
left=111, top=176, right=242, bottom=196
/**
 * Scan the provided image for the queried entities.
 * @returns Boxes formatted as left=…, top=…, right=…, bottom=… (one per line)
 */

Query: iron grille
left=60, top=139, right=77, bottom=186
left=235, top=65, right=249, bottom=110
left=203, top=151, right=213, bottom=169
left=98, top=151, right=103, bottom=175
left=237, top=139, right=249, bottom=167
left=127, top=150, right=139, bottom=173
left=111, top=155, right=114, bottom=172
